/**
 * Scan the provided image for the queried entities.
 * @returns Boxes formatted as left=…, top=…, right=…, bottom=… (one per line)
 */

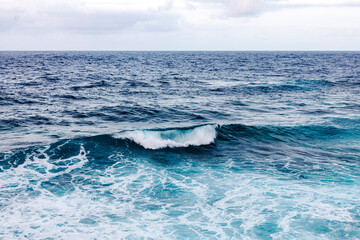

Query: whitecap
left=114, top=125, right=217, bottom=149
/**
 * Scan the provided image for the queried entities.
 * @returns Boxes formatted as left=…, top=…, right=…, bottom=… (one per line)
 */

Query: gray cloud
left=188, top=0, right=360, bottom=18
left=0, top=2, right=182, bottom=34
left=1, top=0, right=359, bottom=50
left=222, top=0, right=360, bottom=18
left=52, top=11, right=181, bottom=34
left=225, top=0, right=265, bottom=16
left=266, top=1, right=360, bottom=11
left=187, top=0, right=267, bottom=17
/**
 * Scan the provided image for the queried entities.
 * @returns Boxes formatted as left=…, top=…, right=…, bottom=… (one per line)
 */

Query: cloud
left=1, top=0, right=359, bottom=50
left=45, top=10, right=181, bottom=34
left=0, top=10, right=21, bottom=32
left=225, top=0, right=265, bottom=16
left=221, top=0, right=360, bottom=17
left=0, top=0, right=181, bottom=34
left=2, top=0, right=360, bottom=35
left=186, top=0, right=267, bottom=17
left=266, top=0, right=360, bottom=11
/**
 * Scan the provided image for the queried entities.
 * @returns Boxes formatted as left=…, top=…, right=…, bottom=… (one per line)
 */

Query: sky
left=0, top=0, right=359, bottom=50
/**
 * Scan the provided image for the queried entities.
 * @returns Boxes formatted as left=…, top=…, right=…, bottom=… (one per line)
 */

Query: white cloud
left=0, top=0, right=181, bottom=33
left=0, top=0, right=359, bottom=50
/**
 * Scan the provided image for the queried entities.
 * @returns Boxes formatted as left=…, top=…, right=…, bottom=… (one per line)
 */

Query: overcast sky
left=0, top=0, right=359, bottom=50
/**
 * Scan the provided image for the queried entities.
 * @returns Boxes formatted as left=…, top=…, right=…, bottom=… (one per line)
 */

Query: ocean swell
left=114, top=124, right=217, bottom=149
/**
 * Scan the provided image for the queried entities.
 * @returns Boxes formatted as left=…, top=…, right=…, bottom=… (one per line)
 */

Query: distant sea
left=0, top=51, right=359, bottom=239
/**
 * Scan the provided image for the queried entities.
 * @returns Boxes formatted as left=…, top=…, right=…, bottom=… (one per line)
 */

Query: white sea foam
left=114, top=125, right=217, bottom=149
left=1, top=148, right=359, bottom=239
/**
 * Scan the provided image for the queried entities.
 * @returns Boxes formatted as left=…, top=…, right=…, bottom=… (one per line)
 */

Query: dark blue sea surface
left=0, top=51, right=359, bottom=239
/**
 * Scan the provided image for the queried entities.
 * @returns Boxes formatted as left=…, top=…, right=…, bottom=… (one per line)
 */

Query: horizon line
left=1, top=49, right=359, bottom=52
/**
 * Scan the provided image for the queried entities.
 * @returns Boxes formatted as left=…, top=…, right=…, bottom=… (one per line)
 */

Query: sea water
left=0, top=51, right=359, bottom=239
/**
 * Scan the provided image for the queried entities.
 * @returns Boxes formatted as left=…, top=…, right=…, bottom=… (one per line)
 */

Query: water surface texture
left=0, top=51, right=360, bottom=239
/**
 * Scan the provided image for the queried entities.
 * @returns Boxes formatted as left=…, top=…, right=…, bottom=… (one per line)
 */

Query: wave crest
left=114, top=125, right=217, bottom=149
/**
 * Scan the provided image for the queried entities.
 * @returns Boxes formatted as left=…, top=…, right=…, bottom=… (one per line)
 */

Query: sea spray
left=1, top=51, right=359, bottom=239
left=115, top=125, right=217, bottom=149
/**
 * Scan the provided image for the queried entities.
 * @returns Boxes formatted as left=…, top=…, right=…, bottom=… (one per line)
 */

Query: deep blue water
left=0, top=51, right=359, bottom=239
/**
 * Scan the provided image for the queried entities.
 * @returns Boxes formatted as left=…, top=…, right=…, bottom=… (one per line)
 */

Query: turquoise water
left=0, top=52, right=359, bottom=239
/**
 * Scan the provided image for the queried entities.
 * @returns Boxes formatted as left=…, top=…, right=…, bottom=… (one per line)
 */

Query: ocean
left=0, top=51, right=359, bottom=239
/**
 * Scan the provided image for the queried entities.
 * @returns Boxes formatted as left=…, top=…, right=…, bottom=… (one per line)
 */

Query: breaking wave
left=114, top=124, right=217, bottom=149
